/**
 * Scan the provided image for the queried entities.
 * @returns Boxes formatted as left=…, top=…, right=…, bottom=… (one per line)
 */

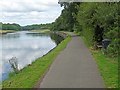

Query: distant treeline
left=0, top=22, right=51, bottom=31
left=51, top=2, right=119, bottom=57
left=22, top=23, right=51, bottom=30
left=0, top=22, right=21, bottom=31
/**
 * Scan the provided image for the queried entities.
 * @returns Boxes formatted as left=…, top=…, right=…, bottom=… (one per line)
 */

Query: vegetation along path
left=39, top=34, right=105, bottom=88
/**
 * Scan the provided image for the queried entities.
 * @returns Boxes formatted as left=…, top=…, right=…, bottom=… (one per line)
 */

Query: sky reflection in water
left=0, top=31, right=57, bottom=81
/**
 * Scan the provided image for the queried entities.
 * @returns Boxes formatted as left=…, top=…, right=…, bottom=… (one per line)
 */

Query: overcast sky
left=0, top=0, right=63, bottom=26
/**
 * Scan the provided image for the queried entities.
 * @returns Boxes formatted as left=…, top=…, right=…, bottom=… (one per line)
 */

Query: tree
left=53, top=2, right=119, bottom=57
left=2, top=23, right=21, bottom=31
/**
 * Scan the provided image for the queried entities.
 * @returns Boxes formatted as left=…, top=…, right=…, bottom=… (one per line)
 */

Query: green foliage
left=1, top=23, right=52, bottom=31
left=82, top=27, right=94, bottom=46
left=22, top=23, right=52, bottom=30
left=2, top=23, right=21, bottom=31
left=54, top=2, right=119, bottom=57
left=50, top=33, right=64, bottom=45
left=0, top=22, right=2, bottom=30
left=78, top=3, right=118, bottom=57
left=52, top=2, right=80, bottom=32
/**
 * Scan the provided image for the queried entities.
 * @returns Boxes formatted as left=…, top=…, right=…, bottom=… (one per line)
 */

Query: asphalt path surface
left=40, top=35, right=105, bottom=88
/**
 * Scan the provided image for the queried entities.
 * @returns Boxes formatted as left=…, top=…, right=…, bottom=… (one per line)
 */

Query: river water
left=0, top=31, right=63, bottom=81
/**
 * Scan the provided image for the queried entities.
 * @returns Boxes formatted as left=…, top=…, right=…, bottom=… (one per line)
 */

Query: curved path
left=39, top=35, right=105, bottom=88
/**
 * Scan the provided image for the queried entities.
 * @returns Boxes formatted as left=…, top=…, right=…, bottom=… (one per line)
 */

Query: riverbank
left=0, top=30, right=16, bottom=34
left=82, top=36, right=118, bottom=88
left=2, top=36, right=71, bottom=88
left=31, top=29, right=50, bottom=33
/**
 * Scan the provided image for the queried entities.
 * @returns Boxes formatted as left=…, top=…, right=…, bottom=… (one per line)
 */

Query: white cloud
left=0, top=0, right=63, bottom=25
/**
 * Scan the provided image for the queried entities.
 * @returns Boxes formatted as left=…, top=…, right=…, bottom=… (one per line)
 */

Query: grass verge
left=82, top=36, right=118, bottom=88
left=2, top=36, right=71, bottom=88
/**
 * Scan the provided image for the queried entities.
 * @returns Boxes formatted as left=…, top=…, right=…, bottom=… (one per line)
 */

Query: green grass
left=82, top=36, right=118, bottom=88
left=92, top=51, right=118, bottom=88
left=2, top=36, right=71, bottom=88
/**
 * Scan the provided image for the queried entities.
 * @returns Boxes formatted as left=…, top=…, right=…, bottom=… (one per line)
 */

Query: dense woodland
left=51, top=2, right=119, bottom=57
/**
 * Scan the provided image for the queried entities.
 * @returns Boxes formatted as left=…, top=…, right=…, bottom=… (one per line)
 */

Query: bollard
left=102, top=39, right=111, bottom=54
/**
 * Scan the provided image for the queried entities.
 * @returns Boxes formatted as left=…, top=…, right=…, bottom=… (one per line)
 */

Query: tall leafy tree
left=53, top=2, right=119, bottom=57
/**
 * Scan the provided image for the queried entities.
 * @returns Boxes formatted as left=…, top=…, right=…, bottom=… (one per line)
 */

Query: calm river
left=0, top=31, right=63, bottom=81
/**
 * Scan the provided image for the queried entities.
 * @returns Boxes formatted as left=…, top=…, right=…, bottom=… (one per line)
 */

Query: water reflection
left=2, top=33, right=20, bottom=39
left=0, top=31, right=63, bottom=81
left=26, top=33, right=49, bottom=37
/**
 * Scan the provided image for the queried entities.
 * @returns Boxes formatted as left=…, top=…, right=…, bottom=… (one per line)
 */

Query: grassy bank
left=0, top=30, right=16, bottom=34
left=82, top=37, right=118, bottom=88
left=2, top=36, right=71, bottom=88
left=31, top=29, right=50, bottom=33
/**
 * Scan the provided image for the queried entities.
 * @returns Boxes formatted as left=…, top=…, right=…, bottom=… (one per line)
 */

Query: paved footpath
left=39, top=35, right=105, bottom=88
